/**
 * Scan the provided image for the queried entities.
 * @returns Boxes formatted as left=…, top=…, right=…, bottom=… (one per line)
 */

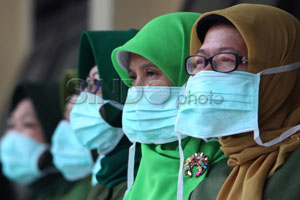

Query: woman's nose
left=133, top=77, right=144, bottom=86
left=203, top=63, right=213, bottom=71
left=193, top=63, right=213, bottom=75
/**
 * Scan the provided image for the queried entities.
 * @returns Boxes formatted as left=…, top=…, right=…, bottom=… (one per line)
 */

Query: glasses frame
left=185, top=52, right=248, bottom=75
left=79, top=79, right=101, bottom=94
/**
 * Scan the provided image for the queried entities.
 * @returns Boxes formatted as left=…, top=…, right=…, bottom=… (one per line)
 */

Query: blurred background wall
left=2, top=0, right=300, bottom=133
left=0, top=0, right=33, bottom=133
left=0, top=0, right=300, bottom=199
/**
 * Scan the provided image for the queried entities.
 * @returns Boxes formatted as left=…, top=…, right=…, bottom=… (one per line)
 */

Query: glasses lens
left=212, top=53, right=236, bottom=72
left=187, top=56, right=205, bottom=75
left=87, top=79, right=101, bottom=94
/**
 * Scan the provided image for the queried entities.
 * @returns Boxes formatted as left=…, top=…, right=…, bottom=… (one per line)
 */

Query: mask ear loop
left=125, top=142, right=136, bottom=196
left=108, top=100, right=124, bottom=110
left=177, top=131, right=184, bottom=200
left=175, top=84, right=187, bottom=200
left=254, top=125, right=300, bottom=147
left=254, top=61, right=300, bottom=147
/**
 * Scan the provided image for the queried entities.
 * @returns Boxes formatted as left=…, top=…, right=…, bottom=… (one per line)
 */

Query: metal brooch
left=184, top=152, right=208, bottom=178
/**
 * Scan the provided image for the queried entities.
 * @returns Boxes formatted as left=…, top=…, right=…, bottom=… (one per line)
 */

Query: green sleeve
left=54, top=177, right=91, bottom=200
left=86, top=181, right=127, bottom=200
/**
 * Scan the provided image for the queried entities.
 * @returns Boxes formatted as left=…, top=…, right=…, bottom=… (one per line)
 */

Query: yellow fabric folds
left=190, top=4, right=300, bottom=200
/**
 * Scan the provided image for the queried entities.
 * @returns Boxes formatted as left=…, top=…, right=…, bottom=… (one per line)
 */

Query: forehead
left=200, top=23, right=247, bottom=55
left=89, top=66, right=99, bottom=77
left=128, top=54, right=155, bottom=74
left=12, top=98, right=35, bottom=118
left=206, top=23, right=242, bottom=39
left=129, top=54, right=151, bottom=68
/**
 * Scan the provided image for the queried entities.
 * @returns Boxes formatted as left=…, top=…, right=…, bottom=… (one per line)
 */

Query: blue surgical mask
left=176, top=61, right=300, bottom=146
left=123, top=86, right=184, bottom=144
left=0, top=131, right=48, bottom=185
left=70, top=92, right=124, bottom=154
left=122, top=86, right=184, bottom=193
left=51, top=120, right=94, bottom=181
left=175, top=61, right=300, bottom=200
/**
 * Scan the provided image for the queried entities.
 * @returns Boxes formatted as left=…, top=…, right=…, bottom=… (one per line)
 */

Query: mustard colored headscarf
left=190, top=4, right=300, bottom=200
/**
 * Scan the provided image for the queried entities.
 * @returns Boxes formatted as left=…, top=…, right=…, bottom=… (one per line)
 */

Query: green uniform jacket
left=190, top=147, right=300, bottom=200
left=86, top=182, right=127, bottom=200
left=29, top=173, right=91, bottom=200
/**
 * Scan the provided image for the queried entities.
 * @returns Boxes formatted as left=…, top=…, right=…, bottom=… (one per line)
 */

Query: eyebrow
left=197, top=46, right=241, bottom=55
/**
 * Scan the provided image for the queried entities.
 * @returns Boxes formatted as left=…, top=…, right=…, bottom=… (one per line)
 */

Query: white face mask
left=176, top=61, right=300, bottom=146
left=51, top=120, right=94, bottom=181
left=0, top=131, right=49, bottom=185
left=122, top=86, right=185, bottom=194
left=123, top=86, right=184, bottom=144
left=70, top=92, right=124, bottom=155
left=175, top=60, right=300, bottom=200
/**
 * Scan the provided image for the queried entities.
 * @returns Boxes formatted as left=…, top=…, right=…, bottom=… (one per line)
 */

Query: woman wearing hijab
left=0, top=81, right=76, bottom=200
left=69, top=30, right=142, bottom=200
left=112, top=12, right=225, bottom=200
left=175, top=4, right=300, bottom=200
left=50, top=69, right=93, bottom=200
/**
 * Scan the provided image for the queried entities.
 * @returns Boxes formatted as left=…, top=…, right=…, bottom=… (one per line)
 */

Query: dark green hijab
left=77, top=30, right=141, bottom=189
left=11, top=81, right=62, bottom=143
left=78, top=30, right=137, bottom=127
left=112, top=12, right=225, bottom=200
left=10, top=81, right=77, bottom=200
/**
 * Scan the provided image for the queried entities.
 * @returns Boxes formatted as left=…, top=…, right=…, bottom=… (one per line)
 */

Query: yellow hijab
left=190, top=4, right=300, bottom=200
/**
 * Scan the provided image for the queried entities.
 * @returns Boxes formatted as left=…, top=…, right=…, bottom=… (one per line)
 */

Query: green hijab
left=112, top=12, right=225, bottom=200
left=112, top=12, right=194, bottom=87
left=77, top=30, right=141, bottom=189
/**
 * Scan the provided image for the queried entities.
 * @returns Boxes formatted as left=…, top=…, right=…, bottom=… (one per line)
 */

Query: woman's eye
left=23, top=122, right=37, bottom=128
left=129, top=74, right=136, bottom=80
left=146, top=70, right=157, bottom=76
left=221, top=57, right=234, bottom=62
left=190, top=63, right=196, bottom=70
left=218, top=54, right=235, bottom=62
left=147, top=72, right=155, bottom=76
left=196, top=59, right=204, bottom=65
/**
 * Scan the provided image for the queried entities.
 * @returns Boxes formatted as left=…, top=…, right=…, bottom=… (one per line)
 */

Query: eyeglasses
left=79, top=79, right=101, bottom=94
left=185, top=52, right=248, bottom=75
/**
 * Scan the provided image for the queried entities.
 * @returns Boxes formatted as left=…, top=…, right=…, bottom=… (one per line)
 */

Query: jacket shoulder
left=263, top=147, right=300, bottom=200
